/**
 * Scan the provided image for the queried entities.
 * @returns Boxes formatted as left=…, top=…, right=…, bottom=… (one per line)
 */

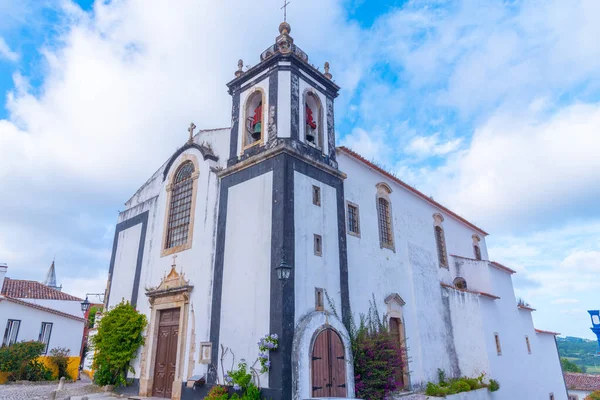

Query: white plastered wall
left=109, top=223, right=142, bottom=304
left=219, top=172, right=273, bottom=386
left=294, top=172, right=340, bottom=322
left=278, top=64, right=291, bottom=138
left=0, top=300, right=84, bottom=356
left=19, top=299, right=83, bottom=318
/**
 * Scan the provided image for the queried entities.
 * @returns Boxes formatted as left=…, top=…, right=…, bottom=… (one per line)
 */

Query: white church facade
left=104, top=22, right=567, bottom=400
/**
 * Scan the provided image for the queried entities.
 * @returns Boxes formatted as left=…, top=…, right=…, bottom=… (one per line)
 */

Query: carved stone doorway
left=153, top=308, right=180, bottom=398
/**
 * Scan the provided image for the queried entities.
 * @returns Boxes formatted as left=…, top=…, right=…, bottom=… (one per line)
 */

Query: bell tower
left=210, top=22, right=351, bottom=400
left=226, top=22, right=340, bottom=169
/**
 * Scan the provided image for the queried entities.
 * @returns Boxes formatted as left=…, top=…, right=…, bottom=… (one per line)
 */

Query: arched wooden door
left=312, top=328, right=347, bottom=397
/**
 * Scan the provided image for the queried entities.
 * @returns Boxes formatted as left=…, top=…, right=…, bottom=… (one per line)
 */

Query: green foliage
left=225, top=360, right=253, bottom=390
left=91, top=301, right=147, bottom=387
left=49, top=347, right=71, bottom=380
left=350, top=295, right=404, bottom=400
left=0, top=341, right=45, bottom=381
left=561, top=357, right=585, bottom=373
left=557, top=336, right=598, bottom=373
left=488, top=379, right=500, bottom=392
left=23, top=359, right=53, bottom=381
left=586, top=390, right=600, bottom=400
left=424, top=371, right=498, bottom=397
left=88, top=305, right=103, bottom=328
left=206, top=385, right=230, bottom=400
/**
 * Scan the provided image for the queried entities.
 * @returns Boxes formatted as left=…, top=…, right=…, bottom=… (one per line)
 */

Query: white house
left=0, top=263, right=86, bottom=369
left=103, top=22, right=568, bottom=400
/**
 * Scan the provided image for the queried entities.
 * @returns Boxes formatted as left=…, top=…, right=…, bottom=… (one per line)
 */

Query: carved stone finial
left=187, top=123, right=196, bottom=144
left=324, top=62, right=332, bottom=80
left=235, top=59, right=244, bottom=78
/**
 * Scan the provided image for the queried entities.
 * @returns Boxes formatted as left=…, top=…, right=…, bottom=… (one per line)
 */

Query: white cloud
left=552, top=298, right=580, bottom=305
left=405, top=133, right=462, bottom=158
left=0, top=37, right=18, bottom=61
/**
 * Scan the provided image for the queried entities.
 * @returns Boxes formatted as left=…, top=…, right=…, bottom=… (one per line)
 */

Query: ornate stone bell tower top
left=225, top=21, right=340, bottom=170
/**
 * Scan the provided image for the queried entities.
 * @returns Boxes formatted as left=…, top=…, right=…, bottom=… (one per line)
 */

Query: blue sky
left=0, top=0, right=599, bottom=339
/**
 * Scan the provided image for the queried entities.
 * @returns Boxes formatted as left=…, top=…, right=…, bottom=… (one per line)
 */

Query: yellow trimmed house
left=0, top=263, right=86, bottom=383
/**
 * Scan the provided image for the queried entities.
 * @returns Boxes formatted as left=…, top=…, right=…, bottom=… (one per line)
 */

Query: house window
left=314, top=234, right=322, bottom=256
left=473, top=234, right=482, bottom=260
left=376, top=183, right=394, bottom=250
left=569, top=395, right=579, bottom=400
left=525, top=335, right=531, bottom=354
left=347, top=202, right=360, bottom=236
left=453, top=277, right=467, bottom=290
left=312, top=185, right=321, bottom=206
left=550, top=394, right=554, bottom=400
left=433, top=214, right=448, bottom=268
left=315, top=288, right=324, bottom=311
left=2, top=319, right=20, bottom=346
left=165, top=161, right=195, bottom=250
left=39, top=323, right=53, bottom=354
left=494, top=333, right=502, bottom=356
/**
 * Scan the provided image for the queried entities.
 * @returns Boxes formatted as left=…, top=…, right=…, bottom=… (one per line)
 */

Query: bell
left=251, top=122, right=262, bottom=140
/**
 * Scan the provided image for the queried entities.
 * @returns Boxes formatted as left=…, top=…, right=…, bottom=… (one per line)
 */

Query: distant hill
left=557, top=336, right=600, bottom=374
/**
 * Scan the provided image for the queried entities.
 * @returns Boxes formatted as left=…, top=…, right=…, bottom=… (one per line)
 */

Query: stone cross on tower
left=187, top=122, right=196, bottom=144
left=172, top=254, right=178, bottom=268
left=281, top=0, right=290, bottom=22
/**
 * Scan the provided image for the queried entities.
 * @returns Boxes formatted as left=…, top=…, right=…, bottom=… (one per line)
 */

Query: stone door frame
left=140, top=267, right=193, bottom=400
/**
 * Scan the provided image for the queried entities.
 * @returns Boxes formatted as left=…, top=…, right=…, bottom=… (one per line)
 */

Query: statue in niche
left=305, top=103, right=317, bottom=144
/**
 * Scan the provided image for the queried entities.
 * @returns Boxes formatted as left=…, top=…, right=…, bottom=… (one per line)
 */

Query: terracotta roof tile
left=535, top=328, right=560, bottom=335
left=0, top=296, right=86, bottom=322
left=490, top=261, right=517, bottom=274
left=564, top=372, right=600, bottom=391
left=1, top=278, right=83, bottom=301
left=518, top=305, right=536, bottom=312
left=337, top=146, right=488, bottom=236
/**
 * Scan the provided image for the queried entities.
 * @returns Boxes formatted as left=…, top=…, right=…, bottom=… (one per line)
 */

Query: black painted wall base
left=182, top=383, right=282, bottom=400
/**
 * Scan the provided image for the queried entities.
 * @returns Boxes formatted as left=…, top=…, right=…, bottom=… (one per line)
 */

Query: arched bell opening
left=244, top=90, right=264, bottom=148
left=304, top=91, right=323, bottom=149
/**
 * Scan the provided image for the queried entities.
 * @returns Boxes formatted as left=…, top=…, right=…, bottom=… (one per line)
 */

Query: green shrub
left=23, top=359, right=53, bottom=381
left=463, top=377, right=479, bottom=390
left=488, top=379, right=500, bottom=392
left=450, top=380, right=471, bottom=393
left=91, top=301, right=147, bottom=387
left=0, top=341, right=45, bottom=381
left=206, top=385, right=229, bottom=400
left=49, top=347, right=71, bottom=380
left=88, top=305, right=103, bottom=328
left=586, top=391, right=600, bottom=400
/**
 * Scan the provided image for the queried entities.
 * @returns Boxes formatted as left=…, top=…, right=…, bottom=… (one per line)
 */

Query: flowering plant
left=225, top=360, right=252, bottom=391
left=257, top=334, right=278, bottom=373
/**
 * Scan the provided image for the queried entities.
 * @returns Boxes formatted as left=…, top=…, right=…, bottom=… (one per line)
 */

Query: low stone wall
left=429, top=388, right=491, bottom=400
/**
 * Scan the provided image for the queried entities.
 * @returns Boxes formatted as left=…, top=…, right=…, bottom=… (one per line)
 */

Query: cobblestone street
left=0, top=378, right=109, bottom=400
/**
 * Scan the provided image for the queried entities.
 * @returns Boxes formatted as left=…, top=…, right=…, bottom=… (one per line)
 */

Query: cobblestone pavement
left=0, top=379, right=109, bottom=400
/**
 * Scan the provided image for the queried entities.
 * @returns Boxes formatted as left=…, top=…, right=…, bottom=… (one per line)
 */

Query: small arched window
left=166, top=161, right=195, bottom=249
left=454, top=277, right=467, bottom=290
left=376, top=183, right=394, bottom=250
left=244, top=90, right=264, bottom=148
left=472, top=234, right=482, bottom=260
left=304, top=91, right=323, bottom=149
left=433, top=213, right=448, bottom=268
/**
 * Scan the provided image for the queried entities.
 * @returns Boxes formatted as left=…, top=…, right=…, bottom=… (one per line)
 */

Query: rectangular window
left=569, top=395, right=579, bottom=400
left=2, top=320, right=20, bottom=346
left=314, top=234, right=322, bottom=256
left=315, top=288, right=324, bottom=311
left=39, top=323, right=53, bottom=354
left=494, top=333, right=502, bottom=356
left=474, top=244, right=482, bottom=260
left=550, top=393, right=555, bottom=400
left=525, top=335, right=531, bottom=354
left=378, top=198, right=394, bottom=249
left=347, top=202, right=360, bottom=236
left=312, top=185, right=321, bottom=206
left=435, top=226, right=448, bottom=267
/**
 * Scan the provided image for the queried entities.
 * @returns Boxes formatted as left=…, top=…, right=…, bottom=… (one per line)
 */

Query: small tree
left=49, top=347, right=71, bottom=380
left=91, top=301, right=147, bottom=386
left=561, top=357, right=584, bottom=373
left=585, top=391, right=600, bottom=400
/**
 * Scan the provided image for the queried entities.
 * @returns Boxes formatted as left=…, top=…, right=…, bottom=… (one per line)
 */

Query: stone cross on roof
left=187, top=122, right=196, bottom=144
left=281, top=0, right=290, bottom=22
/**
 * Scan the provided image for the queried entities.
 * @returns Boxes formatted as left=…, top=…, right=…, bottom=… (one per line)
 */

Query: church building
left=104, top=21, right=567, bottom=400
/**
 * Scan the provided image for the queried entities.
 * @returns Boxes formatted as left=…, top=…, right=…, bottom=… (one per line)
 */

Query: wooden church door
left=389, top=317, right=405, bottom=388
left=312, top=329, right=347, bottom=397
left=153, top=308, right=180, bottom=398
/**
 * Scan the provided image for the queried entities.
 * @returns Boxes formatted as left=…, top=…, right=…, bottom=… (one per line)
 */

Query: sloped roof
left=1, top=278, right=82, bottom=301
left=337, top=146, right=488, bottom=236
left=564, top=372, right=600, bottom=391
left=0, top=296, right=86, bottom=322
